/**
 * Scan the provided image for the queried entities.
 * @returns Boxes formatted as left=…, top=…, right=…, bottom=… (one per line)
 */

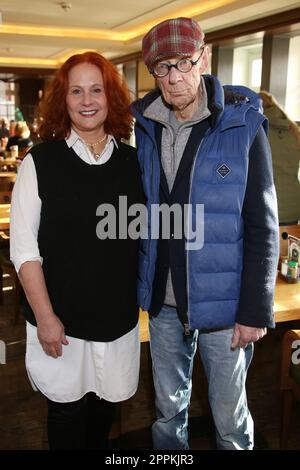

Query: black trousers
left=47, top=392, right=116, bottom=450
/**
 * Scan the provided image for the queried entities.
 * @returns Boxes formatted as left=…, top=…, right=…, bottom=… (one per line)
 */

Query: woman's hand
left=37, top=314, right=69, bottom=358
left=18, top=261, right=69, bottom=358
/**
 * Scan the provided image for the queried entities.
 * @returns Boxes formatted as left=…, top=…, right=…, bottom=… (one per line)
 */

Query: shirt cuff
left=10, top=254, right=43, bottom=274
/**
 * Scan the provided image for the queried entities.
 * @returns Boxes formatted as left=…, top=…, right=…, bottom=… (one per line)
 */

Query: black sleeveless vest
left=23, top=140, right=144, bottom=341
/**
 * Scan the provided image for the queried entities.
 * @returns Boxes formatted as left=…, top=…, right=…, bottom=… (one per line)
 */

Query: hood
left=132, top=88, right=161, bottom=116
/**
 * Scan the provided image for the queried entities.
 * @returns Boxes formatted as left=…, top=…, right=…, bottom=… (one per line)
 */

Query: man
left=132, top=17, right=279, bottom=450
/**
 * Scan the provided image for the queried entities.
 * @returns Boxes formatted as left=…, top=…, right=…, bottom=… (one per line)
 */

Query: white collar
left=66, top=128, right=119, bottom=149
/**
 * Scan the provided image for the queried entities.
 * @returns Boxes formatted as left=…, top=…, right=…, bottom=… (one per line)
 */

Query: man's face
left=155, top=47, right=209, bottom=114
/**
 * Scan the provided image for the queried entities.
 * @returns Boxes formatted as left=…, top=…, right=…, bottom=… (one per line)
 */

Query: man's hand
left=37, top=314, right=69, bottom=358
left=231, top=323, right=267, bottom=349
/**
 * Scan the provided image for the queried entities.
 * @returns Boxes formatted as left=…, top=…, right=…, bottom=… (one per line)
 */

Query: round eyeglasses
left=151, top=47, right=205, bottom=78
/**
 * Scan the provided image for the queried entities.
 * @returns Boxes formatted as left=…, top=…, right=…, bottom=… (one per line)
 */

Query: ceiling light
left=58, top=2, right=72, bottom=12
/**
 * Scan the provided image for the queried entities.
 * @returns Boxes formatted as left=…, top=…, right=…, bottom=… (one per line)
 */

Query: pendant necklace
left=83, top=134, right=107, bottom=161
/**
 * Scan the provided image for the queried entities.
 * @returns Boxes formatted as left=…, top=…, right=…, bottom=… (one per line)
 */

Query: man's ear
left=199, top=46, right=209, bottom=74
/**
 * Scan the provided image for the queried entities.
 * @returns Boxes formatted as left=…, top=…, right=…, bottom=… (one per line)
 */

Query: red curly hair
left=38, top=52, right=133, bottom=141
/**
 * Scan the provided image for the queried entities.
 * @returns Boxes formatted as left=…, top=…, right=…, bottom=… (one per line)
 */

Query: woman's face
left=66, top=62, right=108, bottom=137
left=0, top=136, right=8, bottom=150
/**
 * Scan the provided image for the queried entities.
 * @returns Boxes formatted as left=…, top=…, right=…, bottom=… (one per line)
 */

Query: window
left=251, top=58, right=262, bottom=88
left=232, top=43, right=263, bottom=91
left=286, top=35, right=300, bottom=122
left=0, top=81, right=15, bottom=121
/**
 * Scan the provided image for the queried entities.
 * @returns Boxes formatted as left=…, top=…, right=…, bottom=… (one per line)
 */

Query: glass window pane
left=232, top=43, right=262, bottom=91
left=286, top=35, right=300, bottom=122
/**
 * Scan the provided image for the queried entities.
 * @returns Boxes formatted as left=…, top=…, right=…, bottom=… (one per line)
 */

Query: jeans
left=149, top=305, right=254, bottom=450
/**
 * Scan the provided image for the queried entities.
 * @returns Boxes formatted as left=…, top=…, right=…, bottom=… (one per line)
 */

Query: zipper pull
left=184, top=323, right=191, bottom=336
left=183, top=322, right=191, bottom=342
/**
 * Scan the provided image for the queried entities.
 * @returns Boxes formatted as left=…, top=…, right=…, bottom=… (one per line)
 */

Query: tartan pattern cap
left=142, top=17, right=205, bottom=70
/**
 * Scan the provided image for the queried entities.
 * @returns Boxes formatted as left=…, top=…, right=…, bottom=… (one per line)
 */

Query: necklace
left=83, top=134, right=107, bottom=161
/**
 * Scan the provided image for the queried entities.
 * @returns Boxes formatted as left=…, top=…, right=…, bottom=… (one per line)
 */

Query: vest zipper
left=171, top=138, right=175, bottom=174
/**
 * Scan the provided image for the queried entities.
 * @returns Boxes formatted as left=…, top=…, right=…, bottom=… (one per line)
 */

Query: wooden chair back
left=280, top=329, right=300, bottom=448
left=280, top=225, right=300, bottom=257
left=0, top=192, right=11, bottom=204
left=0, top=174, right=16, bottom=192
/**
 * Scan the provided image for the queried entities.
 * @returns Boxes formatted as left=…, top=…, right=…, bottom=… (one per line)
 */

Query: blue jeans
left=149, top=305, right=254, bottom=450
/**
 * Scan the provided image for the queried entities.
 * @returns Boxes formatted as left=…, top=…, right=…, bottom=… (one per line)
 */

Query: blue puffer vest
left=132, top=75, right=267, bottom=330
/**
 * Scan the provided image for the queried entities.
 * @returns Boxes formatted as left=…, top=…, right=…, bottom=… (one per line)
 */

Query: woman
left=0, top=117, right=9, bottom=139
left=10, top=52, right=144, bottom=450
left=6, top=121, right=33, bottom=156
left=259, top=90, right=300, bottom=224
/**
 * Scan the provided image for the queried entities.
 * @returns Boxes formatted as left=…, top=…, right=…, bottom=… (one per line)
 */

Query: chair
left=280, top=329, right=300, bottom=448
left=279, top=225, right=300, bottom=258
left=0, top=191, right=12, bottom=204
left=0, top=231, right=22, bottom=324
left=0, top=181, right=22, bottom=323
left=0, top=174, right=14, bottom=205
left=0, top=174, right=16, bottom=192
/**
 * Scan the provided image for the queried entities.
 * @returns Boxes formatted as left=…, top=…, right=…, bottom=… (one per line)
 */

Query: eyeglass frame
left=150, top=46, right=206, bottom=78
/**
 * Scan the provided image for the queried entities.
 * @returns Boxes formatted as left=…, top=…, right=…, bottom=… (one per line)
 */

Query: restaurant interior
left=0, top=0, right=300, bottom=451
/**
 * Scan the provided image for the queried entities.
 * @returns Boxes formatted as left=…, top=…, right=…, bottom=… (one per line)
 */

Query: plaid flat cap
left=142, top=17, right=205, bottom=70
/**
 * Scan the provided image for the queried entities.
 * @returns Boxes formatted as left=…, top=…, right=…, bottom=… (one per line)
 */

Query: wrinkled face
left=155, top=47, right=209, bottom=114
left=66, top=62, right=108, bottom=137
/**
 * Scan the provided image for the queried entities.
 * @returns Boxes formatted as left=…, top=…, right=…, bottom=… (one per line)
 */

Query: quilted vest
left=133, top=76, right=266, bottom=329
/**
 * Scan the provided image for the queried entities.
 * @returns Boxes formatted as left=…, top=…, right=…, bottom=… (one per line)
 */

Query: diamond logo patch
left=217, top=163, right=231, bottom=178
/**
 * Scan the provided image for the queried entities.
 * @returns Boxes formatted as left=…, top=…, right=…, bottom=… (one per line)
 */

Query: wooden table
left=274, top=275, right=300, bottom=323
left=0, top=172, right=16, bottom=180
left=139, top=310, right=149, bottom=343
left=0, top=204, right=10, bottom=230
left=139, top=275, right=300, bottom=341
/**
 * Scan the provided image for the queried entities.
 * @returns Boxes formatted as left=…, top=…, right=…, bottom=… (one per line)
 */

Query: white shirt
left=10, top=129, right=140, bottom=403
left=10, top=128, right=118, bottom=272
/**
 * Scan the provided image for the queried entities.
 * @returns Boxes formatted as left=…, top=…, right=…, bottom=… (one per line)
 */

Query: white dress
left=10, top=129, right=140, bottom=403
